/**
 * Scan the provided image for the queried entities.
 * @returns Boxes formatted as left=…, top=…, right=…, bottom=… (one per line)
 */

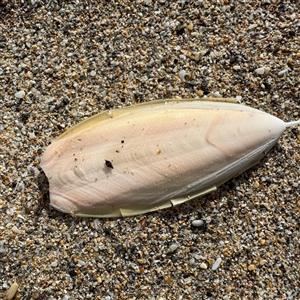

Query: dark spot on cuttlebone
left=105, top=160, right=114, bottom=169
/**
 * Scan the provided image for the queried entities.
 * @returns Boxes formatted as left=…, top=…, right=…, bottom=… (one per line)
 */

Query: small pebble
left=191, top=220, right=204, bottom=227
left=6, top=282, right=19, bottom=300
left=259, top=239, right=266, bottom=245
left=248, top=24, right=258, bottom=30
left=212, top=258, right=222, bottom=270
left=168, top=243, right=179, bottom=253
left=255, top=67, right=265, bottom=75
left=11, top=226, right=22, bottom=234
left=212, top=91, right=221, bottom=97
left=14, top=90, right=25, bottom=98
left=76, top=260, right=86, bottom=267
left=200, top=262, right=208, bottom=269
left=253, top=180, right=260, bottom=188
left=186, top=21, right=193, bottom=31
left=195, top=90, right=204, bottom=97
left=51, top=261, right=58, bottom=267
left=0, top=244, right=6, bottom=253
left=179, top=70, right=187, bottom=81
left=232, top=65, right=241, bottom=71
left=260, top=259, right=268, bottom=266
left=248, top=264, right=255, bottom=271
left=264, top=67, right=271, bottom=74
left=278, top=69, right=289, bottom=76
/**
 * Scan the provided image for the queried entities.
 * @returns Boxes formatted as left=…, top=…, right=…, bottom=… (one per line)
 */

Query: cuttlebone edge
left=53, top=98, right=240, bottom=141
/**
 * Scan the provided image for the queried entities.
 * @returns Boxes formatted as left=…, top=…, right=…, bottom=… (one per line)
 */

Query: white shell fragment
left=212, top=258, right=222, bottom=270
left=14, top=90, right=25, bottom=98
left=254, top=67, right=265, bottom=75
left=6, top=282, right=19, bottom=300
left=41, top=98, right=300, bottom=218
left=191, top=220, right=205, bottom=227
left=179, top=70, right=187, bottom=81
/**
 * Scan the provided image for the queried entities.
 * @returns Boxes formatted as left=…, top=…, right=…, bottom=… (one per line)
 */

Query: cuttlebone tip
left=285, top=120, right=300, bottom=128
